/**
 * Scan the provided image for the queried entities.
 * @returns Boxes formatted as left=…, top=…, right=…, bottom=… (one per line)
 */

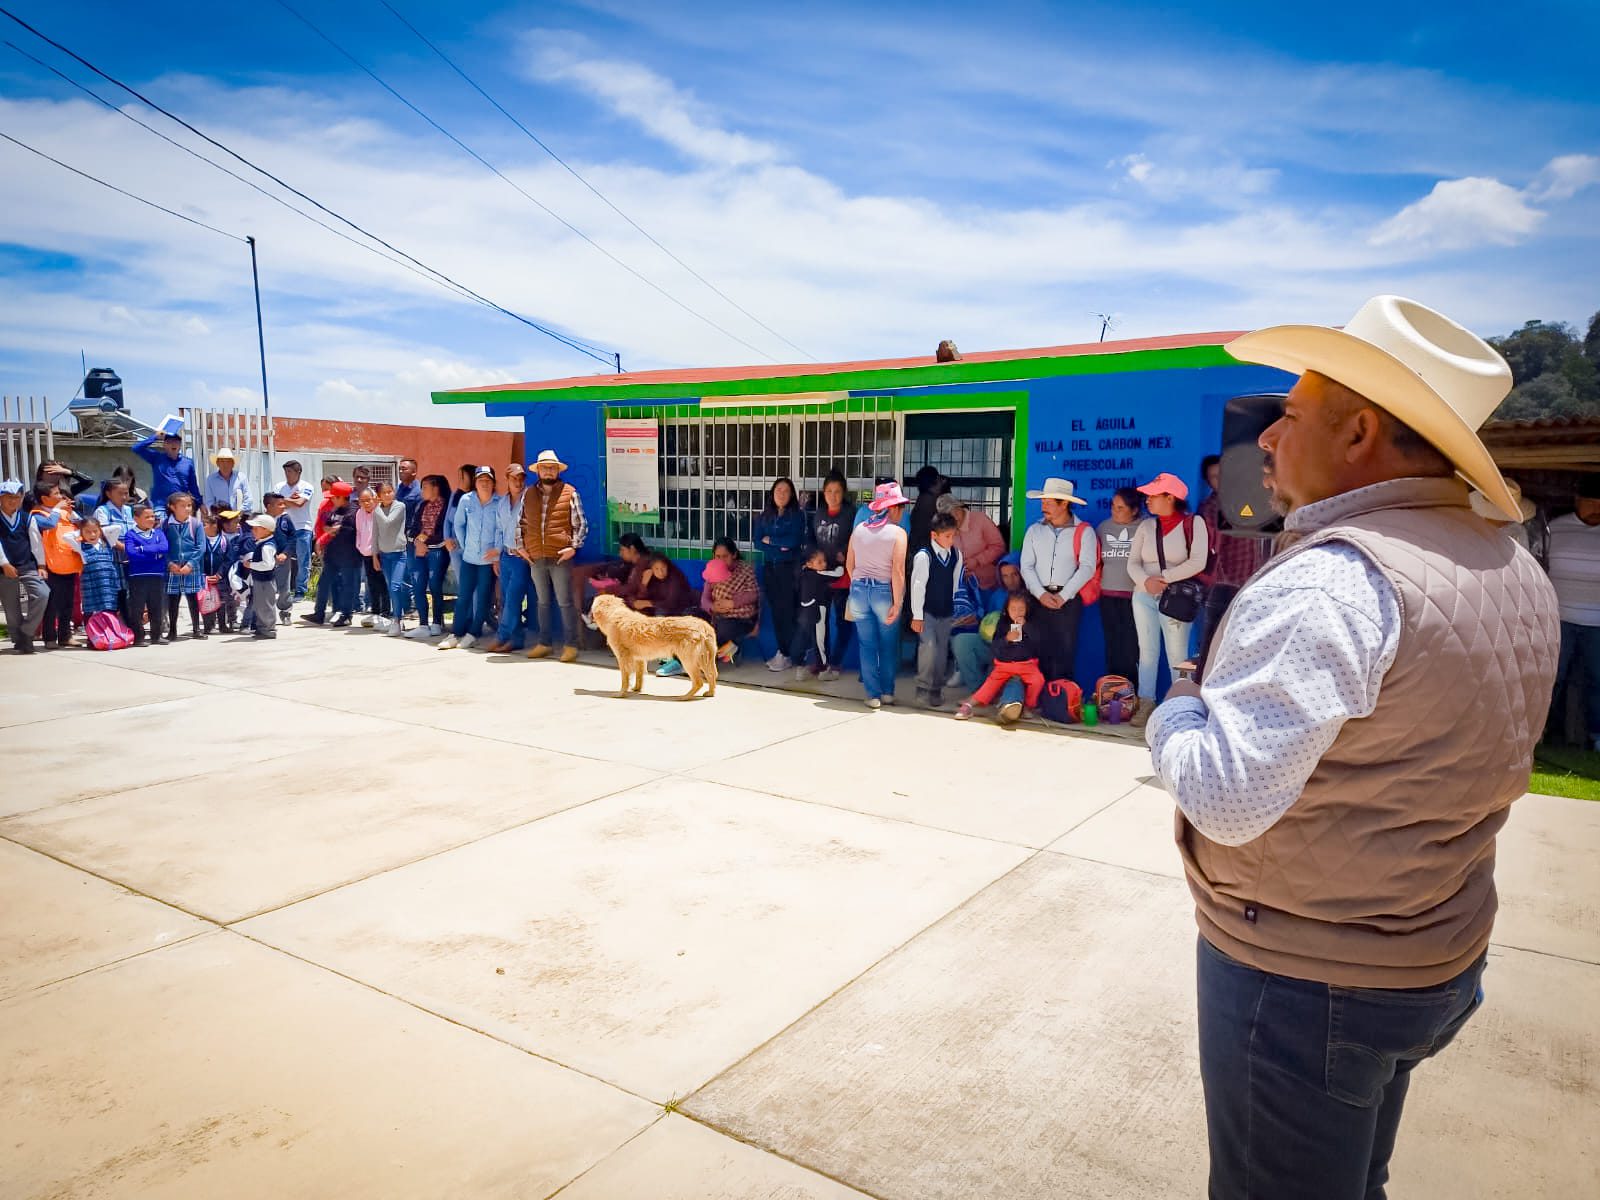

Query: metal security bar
left=0, top=396, right=55, bottom=483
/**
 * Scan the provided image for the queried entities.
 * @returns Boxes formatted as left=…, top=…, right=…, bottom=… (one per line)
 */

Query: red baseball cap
left=1136, top=472, right=1188, bottom=500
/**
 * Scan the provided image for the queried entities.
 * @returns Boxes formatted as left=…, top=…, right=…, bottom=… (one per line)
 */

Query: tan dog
left=589, top=594, right=718, bottom=699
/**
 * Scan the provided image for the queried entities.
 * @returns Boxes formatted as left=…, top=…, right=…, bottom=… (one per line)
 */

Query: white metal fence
left=181, top=406, right=275, bottom=511
left=1, top=396, right=55, bottom=483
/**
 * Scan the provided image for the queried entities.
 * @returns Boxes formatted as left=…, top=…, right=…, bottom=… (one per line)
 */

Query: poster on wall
left=604, top=418, right=660, bottom=525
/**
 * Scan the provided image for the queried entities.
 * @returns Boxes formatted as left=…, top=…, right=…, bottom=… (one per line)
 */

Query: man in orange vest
left=520, top=449, right=587, bottom=663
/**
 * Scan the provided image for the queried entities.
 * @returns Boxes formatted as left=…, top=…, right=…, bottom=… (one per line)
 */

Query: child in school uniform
left=123, top=504, right=169, bottom=646
left=790, top=545, right=843, bottom=680
left=31, top=482, right=82, bottom=647
left=163, top=492, right=207, bottom=641
left=202, top=512, right=234, bottom=634
left=263, top=492, right=296, bottom=627
left=910, top=512, right=964, bottom=708
left=76, top=516, right=123, bottom=624
left=242, top=515, right=281, bottom=640
left=955, top=591, right=1044, bottom=725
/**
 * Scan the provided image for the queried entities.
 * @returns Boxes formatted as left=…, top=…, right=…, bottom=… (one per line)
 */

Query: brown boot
left=481, top=639, right=508, bottom=653
left=559, top=645, right=579, bottom=663
left=526, top=644, right=551, bottom=659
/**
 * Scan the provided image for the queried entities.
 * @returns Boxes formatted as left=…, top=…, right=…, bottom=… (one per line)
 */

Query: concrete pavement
left=2, top=624, right=1596, bottom=1198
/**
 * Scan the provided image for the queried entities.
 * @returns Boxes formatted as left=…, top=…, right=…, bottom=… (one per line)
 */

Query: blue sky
left=1, top=0, right=1596, bottom=428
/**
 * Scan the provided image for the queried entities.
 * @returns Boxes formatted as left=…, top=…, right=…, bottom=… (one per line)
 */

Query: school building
left=433, top=332, right=1296, bottom=680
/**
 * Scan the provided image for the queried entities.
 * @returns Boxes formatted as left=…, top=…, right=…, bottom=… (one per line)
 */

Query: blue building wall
left=486, top=359, right=1294, bottom=685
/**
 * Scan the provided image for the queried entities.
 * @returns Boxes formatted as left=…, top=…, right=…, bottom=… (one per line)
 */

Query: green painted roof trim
left=433, top=343, right=1239, bottom=406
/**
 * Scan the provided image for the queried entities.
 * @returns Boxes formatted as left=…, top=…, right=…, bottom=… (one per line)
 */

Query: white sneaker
left=374, top=616, right=390, bottom=632
left=793, top=666, right=810, bottom=682
left=766, top=653, right=792, bottom=672
left=428, top=624, right=444, bottom=637
left=819, top=667, right=841, bottom=682
left=387, top=621, right=405, bottom=637
left=458, top=633, right=476, bottom=650
left=865, top=697, right=882, bottom=710
left=406, top=626, right=433, bottom=641
left=360, top=614, right=376, bottom=628
left=438, top=634, right=460, bottom=650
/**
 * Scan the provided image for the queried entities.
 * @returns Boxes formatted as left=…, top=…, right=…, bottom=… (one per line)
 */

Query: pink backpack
left=86, top=610, right=135, bottom=651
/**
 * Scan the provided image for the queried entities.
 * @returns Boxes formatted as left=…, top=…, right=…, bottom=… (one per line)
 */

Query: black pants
left=790, top=602, right=828, bottom=669
left=1099, top=594, right=1138, bottom=681
left=43, top=570, right=76, bottom=644
left=167, top=593, right=202, bottom=637
left=127, top=576, right=165, bottom=643
left=698, top=612, right=755, bottom=649
left=1029, top=593, right=1083, bottom=680
left=762, top=561, right=799, bottom=655
left=1197, top=584, right=1241, bottom=672
left=365, top=559, right=389, bottom=616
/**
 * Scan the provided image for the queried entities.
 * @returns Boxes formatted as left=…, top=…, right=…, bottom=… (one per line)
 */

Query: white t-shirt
left=1546, top=512, right=1600, bottom=626
left=278, top=479, right=317, bottom=531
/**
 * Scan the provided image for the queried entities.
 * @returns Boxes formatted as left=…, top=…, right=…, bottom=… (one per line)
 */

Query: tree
left=1490, top=320, right=1577, bottom=386
left=1584, top=311, right=1600, bottom=368
left=1489, top=312, right=1600, bottom=421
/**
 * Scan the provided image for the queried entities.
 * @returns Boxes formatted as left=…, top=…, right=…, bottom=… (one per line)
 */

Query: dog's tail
left=691, top=624, right=719, bottom=693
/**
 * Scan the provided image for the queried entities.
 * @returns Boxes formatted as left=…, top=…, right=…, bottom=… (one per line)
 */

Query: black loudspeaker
left=1218, top=393, right=1286, bottom=533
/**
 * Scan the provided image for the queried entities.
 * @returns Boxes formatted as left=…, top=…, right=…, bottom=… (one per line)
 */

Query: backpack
left=1039, top=678, right=1084, bottom=724
left=85, top=610, right=135, bottom=651
left=1093, top=674, right=1139, bottom=724
left=1072, top=521, right=1102, bottom=606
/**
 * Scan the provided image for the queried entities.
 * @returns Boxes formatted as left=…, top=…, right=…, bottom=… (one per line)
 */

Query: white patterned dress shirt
left=1146, top=515, right=1401, bottom=847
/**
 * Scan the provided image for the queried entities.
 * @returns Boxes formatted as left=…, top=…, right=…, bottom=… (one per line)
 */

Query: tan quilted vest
left=1178, top=477, right=1559, bottom=987
left=520, top=482, right=575, bottom=560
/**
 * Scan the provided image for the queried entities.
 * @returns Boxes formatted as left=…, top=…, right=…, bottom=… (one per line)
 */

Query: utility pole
left=614, top=352, right=623, bottom=375
left=247, top=236, right=270, bottom=416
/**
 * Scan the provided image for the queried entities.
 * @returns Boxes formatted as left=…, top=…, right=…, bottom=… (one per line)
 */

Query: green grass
left=1530, top=745, right=1600, bottom=801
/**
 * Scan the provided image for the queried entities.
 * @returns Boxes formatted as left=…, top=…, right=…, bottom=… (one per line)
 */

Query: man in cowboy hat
left=520, top=449, right=587, bottom=663
left=203, top=447, right=254, bottom=516
left=1147, top=296, right=1558, bottom=1198
left=1019, top=476, right=1099, bottom=680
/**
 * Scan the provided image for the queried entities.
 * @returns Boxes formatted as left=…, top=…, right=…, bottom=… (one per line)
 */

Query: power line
left=376, top=0, right=815, bottom=362
left=269, top=0, right=782, bottom=363
left=0, top=127, right=244, bottom=241
left=0, top=4, right=615, bottom=367
left=3, top=38, right=509, bottom=320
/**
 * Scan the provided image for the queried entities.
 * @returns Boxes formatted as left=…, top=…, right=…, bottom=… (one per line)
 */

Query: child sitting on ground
left=910, top=512, right=964, bottom=707
left=790, top=545, right=842, bottom=680
left=123, top=503, right=169, bottom=646
left=76, top=515, right=123, bottom=625
left=956, top=592, right=1044, bottom=724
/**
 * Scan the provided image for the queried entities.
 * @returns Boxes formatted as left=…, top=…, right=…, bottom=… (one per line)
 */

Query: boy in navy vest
left=0, top=479, right=50, bottom=654
left=911, top=512, right=965, bottom=708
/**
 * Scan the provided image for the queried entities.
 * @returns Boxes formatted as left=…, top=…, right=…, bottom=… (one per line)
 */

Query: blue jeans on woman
left=1133, top=587, right=1194, bottom=700
left=452, top=559, right=496, bottom=638
left=414, top=547, right=448, bottom=628
left=380, top=551, right=409, bottom=622
left=848, top=577, right=899, bottom=700
left=1197, top=936, right=1485, bottom=1200
left=495, top=553, right=534, bottom=649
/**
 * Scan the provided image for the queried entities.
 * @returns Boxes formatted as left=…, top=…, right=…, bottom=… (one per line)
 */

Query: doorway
left=902, top=410, right=1016, bottom=543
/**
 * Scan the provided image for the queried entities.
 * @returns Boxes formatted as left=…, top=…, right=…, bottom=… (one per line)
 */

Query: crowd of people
left=0, top=429, right=1586, bottom=743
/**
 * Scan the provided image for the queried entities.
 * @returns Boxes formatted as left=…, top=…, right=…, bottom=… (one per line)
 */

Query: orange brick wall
left=272, top=418, right=525, bottom=483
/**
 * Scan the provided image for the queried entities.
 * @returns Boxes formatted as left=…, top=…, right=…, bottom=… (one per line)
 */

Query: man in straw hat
left=1019, top=476, right=1099, bottom=680
left=520, top=449, right=587, bottom=663
left=203, top=447, right=254, bottom=516
left=1147, top=296, right=1558, bottom=1198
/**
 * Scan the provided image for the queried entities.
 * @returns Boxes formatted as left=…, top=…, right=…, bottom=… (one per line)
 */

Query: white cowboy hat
left=211, top=447, right=236, bottom=464
left=1226, top=295, right=1520, bottom=519
left=532, top=449, right=567, bottom=470
left=1470, top=478, right=1535, bottom=524
left=1025, top=477, right=1087, bottom=505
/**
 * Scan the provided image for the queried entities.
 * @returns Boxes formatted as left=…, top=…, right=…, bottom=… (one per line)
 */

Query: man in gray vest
left=1148, top=296, right=1558, bottom=1199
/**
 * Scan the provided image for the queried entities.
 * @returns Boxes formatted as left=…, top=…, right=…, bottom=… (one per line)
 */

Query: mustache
left=1261, top=453, right=1276, bottom=475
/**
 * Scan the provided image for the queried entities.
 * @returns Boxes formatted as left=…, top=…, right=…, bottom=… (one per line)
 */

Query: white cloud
left=526, top=38, right=778, bottom=168
left=1527, top=153, right=1600, bottom=202
left=1370, top=177, right=1544, bottom=250
left=1112, top=153, right=1278, bottom=206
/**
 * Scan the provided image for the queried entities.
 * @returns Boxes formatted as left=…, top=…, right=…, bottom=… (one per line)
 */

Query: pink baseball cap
left=1136, top=472, right=1188, bottom=500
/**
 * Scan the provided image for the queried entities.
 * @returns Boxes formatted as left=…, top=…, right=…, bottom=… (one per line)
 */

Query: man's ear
left=1343, top=406, right=1385, bottom=464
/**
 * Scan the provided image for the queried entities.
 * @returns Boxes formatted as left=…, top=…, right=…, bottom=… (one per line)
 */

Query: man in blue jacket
left=132, top=433, right=201, bottom=509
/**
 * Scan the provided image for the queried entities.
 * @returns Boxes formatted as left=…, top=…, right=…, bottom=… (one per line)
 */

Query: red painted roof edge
left=447, top=330, right=1245, bottom=395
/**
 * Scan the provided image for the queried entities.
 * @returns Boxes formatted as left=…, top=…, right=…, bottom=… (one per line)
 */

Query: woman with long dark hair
left=809, top=468, right=856, bottom=680
left=753, top=475, right=805, bottom=671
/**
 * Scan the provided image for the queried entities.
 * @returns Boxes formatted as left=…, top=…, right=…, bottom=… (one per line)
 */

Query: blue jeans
left=1197, top=936, right=1485, bottom=1200
left=291, top=529, right=313, bottom=596
left=1133, top=587, right=1194, bottom=699
left=452, top=560, right=496, bottom=637
left=951, top=629, right=992, bottom=691
left=495, top=553, right=535, bottom=648
left=380, top=551, right=409, bottom=621
left=414, top=547, right=447, bottom=628
left=848, top=578, right=899, bottom=699
left=1553, top=620, right=1600, bottom=738
left=328, top=565, right=360, bottom=618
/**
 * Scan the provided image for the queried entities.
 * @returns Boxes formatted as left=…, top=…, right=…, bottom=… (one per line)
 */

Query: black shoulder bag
left=1155, top=516, right=1206, bottom=623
